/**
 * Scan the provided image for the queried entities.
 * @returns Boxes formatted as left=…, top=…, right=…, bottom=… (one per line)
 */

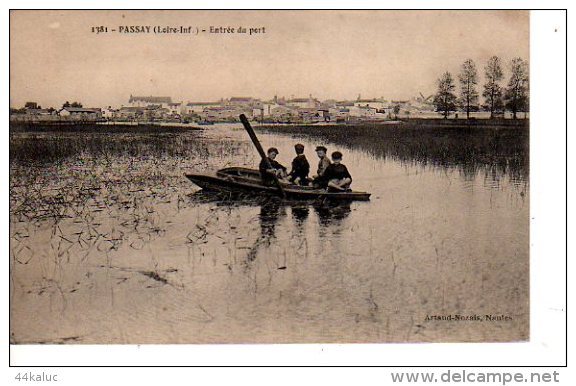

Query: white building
left=286, top=96, right=320, bottom=109
left=184, top=102, right=221, bottom=114
left=261, top=101, right=282, bottom=116
left=167, top=102, right=183, bottom=115
left=101, top=106, right=118, bottom=119
left=348, top=105, right=378, bottom=117
left=59, top=107, right=102, bottom=119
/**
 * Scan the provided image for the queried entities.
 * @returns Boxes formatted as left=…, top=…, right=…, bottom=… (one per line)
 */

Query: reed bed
left=10, top=131, right=248, bottom=164
left=10, top=131, right=255, bottom=337
left=258, top=123, right=529, bottom=182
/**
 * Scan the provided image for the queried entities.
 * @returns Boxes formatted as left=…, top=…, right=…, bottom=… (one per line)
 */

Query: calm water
left=9, top=124, right=529, bottom=343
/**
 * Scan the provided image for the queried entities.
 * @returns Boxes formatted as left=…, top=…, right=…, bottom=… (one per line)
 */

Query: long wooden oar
left=239, top=114, right=286, bottom=198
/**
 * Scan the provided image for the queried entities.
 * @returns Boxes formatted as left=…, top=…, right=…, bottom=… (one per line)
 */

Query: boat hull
left=185, top=167, right=371, bottom=201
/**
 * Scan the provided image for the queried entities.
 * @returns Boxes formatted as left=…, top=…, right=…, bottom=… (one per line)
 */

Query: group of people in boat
left=259, top=144, right=353, bottom=191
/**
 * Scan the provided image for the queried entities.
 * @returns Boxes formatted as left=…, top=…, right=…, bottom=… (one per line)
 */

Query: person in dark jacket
left=288, top=143, right=310, bottom=185
left=259, top=147, right=287, bottom=185
left=317, top=151, right=352, bottom=191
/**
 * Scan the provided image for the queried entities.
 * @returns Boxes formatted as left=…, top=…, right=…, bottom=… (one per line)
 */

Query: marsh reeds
left=9, top=128, right=257, bottom=342
left=258, top=122, right=529, bottom=182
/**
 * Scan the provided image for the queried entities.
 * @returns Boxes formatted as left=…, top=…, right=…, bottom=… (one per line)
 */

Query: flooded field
left=9, top=123, right=529, bottom=344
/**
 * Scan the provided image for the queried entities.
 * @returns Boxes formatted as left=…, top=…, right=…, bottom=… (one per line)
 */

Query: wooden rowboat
left=186, top=167, right=371, bottom=201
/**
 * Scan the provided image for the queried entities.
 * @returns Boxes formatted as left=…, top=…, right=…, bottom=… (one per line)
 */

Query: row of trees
left=434, top=56, right=529, bottom=119
left=62, top=101, right=83, bottom=108
left=10, top=101, right=84, bottom=114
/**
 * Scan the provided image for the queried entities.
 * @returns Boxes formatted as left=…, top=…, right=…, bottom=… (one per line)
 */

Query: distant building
left=117, top=106, right=144, bottom=120
left=269, top=105, right=299, bottom=121
left=59, top=107, right=102, bottom=120
left=354, top=98, right=387, bottom=111
left=184, top=102, right=221, bottom=114
left=101, top=106, right=118, bottom=119
left=286, top=95, right=320, bottom=109
left=128, top=95, right=172, bottom=108
left=144, top=105, right=170, bottom=120
left=167, top=102, right=183, bottom=115
left=199, top=106, right=248, bottom=121
left=261, top=100, right=282, bottom=116
left=25, top=108, right=52, bottom=116
left=328, top=107, right=350, bottom=121
left=348, top=105, right=378, bottom=117
left=253, top=107, right=264, bottom=119
left=228, top=97, right=255, bottom=106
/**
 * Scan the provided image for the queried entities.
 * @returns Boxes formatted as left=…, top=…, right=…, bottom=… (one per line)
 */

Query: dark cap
left=294, top=143, right=305, bottom=153
left=331, top=151, right=343, bottom=160
left=315, top=146, right=327, bottom=152
left=267, top=147, right=279, bottom=155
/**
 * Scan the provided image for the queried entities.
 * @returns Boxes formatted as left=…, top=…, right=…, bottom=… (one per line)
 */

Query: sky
left=10, top=10, right=529, bottom=108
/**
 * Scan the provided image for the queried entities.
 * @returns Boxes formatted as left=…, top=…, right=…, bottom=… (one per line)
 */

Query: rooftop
left=129, top=95, right=173, bottom=104
left=228, top=97, right=254, bottom=103
left=287, top=98, right=313, bottom=103
left=62, top=107, right=101, bottom=113
left=356, top=99, right=384, bottom=103
left=187, top=102, right=220, bottom=106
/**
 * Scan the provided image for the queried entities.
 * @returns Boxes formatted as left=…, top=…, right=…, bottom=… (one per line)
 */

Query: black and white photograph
left=6, top=8, right=568, bottom=376
left=8, top=9, right=532, bottom=346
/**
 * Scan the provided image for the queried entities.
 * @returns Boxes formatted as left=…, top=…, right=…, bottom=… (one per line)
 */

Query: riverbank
left=258, top=117, right=528, bottom=129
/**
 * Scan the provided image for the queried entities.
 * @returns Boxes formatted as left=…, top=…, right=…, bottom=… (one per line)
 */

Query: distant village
left=8, top=93, right=490, bottom=125
left=9, top=92, right=524, bottom=125
left=10, top=56, right=530, bottom=125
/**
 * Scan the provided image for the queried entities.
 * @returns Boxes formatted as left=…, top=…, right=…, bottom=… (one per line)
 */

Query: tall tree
left=433, top=71, right=457, bottom=119
left=504, top=57, right=529, bottom=120
left=458, top=59, right=479, bottom=119
left=392, top=103, right=401, bottom=118
left=482, top=56, right=504, bottom=118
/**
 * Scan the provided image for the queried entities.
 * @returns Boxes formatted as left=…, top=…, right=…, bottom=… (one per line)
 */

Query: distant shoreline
left=258, top=118, right=529, bottom=130
left=9, top=117, right=529, bottom=133
left=9, top=121, right=204, bottom=133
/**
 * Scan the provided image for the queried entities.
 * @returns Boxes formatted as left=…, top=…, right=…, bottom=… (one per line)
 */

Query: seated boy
left=314, top=146, right=331, bottom=178
left=259, top=147, right=287, bottom=185
left=288, top=143, right=310, bottom=185
left=316, top=151, right=352, bottom=191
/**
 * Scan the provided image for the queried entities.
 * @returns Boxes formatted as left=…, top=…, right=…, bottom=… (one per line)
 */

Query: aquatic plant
left=258, top=122, right=529, bottom=182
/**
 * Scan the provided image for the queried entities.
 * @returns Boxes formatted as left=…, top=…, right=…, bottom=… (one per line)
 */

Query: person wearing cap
left=288, top=143, right=310, bottom=186
left=259, top=147, right=287, bottom=185
left=317, top=151, right=352, bottom=191
left=313, top=145, right=331, bottom=181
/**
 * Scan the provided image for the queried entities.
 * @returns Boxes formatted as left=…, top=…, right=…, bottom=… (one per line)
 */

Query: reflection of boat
left=186, top=167, right=371, bottom=201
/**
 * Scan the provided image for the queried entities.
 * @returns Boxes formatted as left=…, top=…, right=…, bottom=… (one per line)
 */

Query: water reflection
left=189, top=190, right=353, bottom=259
left=313, top=199, right=352, bottom=226
left=259, top=199, right=284, bottom=239
left=246, top=199, right=286, bottom=261
left=290, top=202, right=310, bottom=225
